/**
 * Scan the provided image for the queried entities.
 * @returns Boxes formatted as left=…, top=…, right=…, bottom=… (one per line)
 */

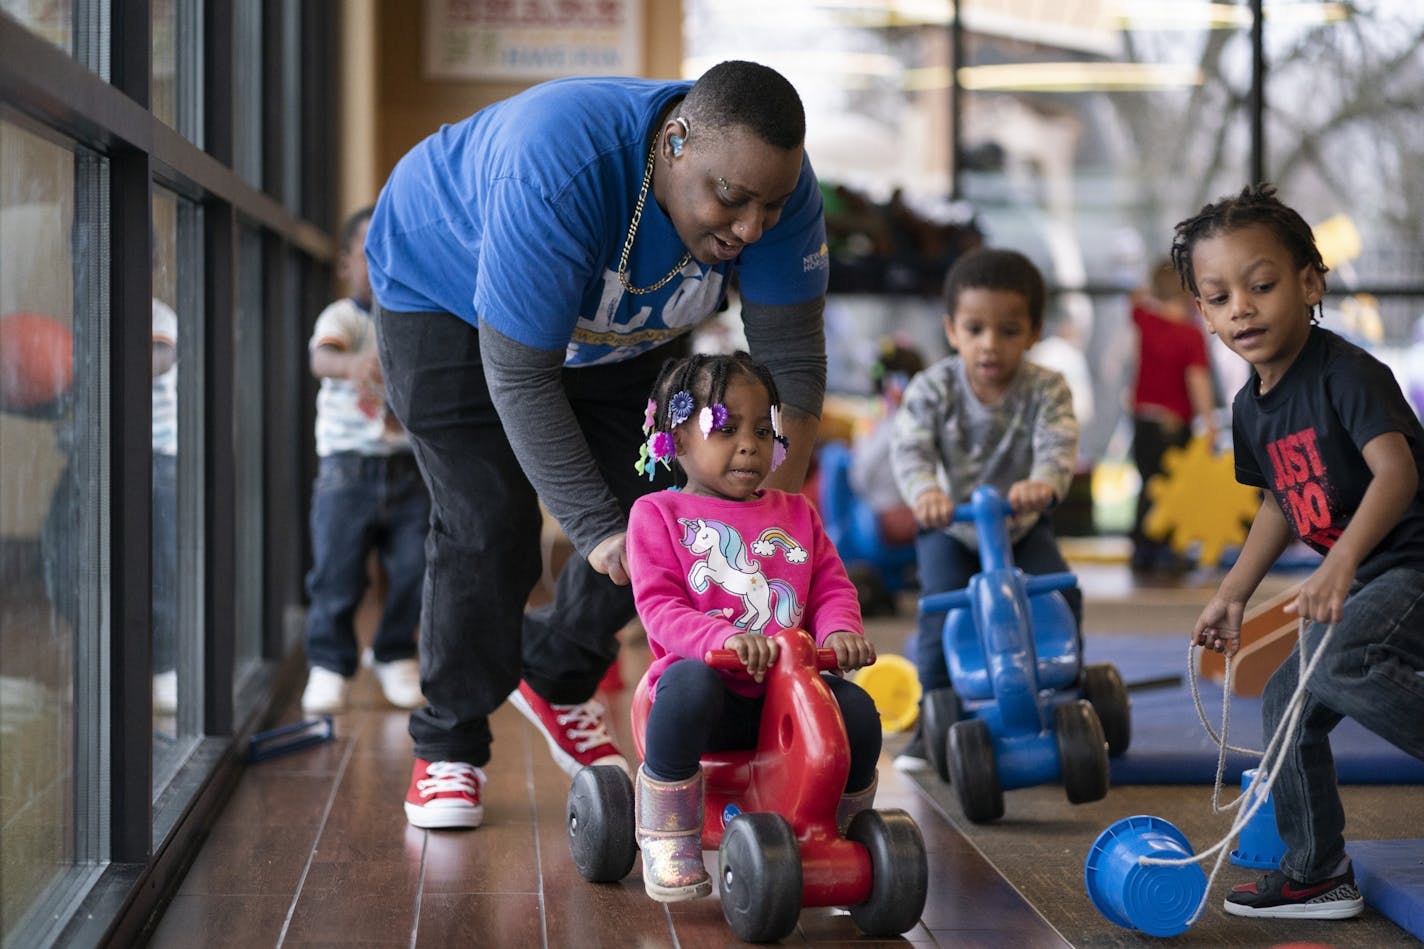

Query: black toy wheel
left=567, top=765, right=636, bottom=883
left=921, top=686, right=962, bottom=784
left=1055, top=700, right=1110, bottom=805
left=948, top=718, right=1003, bottom=823
left=846, top=809, right=929, bottom=936
left=1082, top=662, right=1131, bottom=756
left=718, top=812, right=802, bottom=943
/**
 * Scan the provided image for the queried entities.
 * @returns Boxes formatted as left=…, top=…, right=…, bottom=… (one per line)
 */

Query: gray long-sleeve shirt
left=890, top=356, right=1078, bottom=547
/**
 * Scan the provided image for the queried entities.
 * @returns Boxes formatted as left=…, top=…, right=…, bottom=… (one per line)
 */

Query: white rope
left=1136, top=618, right=1335, bottom=927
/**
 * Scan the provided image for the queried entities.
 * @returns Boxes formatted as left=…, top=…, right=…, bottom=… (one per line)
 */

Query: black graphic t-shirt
left=1233, top=327, right=1424, bottom=584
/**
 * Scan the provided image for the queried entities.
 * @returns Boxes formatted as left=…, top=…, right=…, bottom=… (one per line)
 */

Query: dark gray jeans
left=375, top=306, right=677, bottom=764
left=1264, top=565, right=1424, bottom=881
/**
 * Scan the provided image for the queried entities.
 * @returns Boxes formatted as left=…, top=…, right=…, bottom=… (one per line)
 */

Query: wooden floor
left=146, top=556, right=1294, bottom=948
left=147, top=643, right=1072, bottom=947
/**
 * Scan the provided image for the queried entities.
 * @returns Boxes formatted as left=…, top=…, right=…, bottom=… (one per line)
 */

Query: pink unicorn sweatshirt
left=626, top=488, right=865, bottom=698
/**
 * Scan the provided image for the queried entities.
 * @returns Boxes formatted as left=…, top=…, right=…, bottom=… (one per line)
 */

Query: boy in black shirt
left=1173, top=183, right=1424, bottom=920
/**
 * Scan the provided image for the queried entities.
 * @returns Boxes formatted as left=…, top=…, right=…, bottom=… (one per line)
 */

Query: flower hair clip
left=668, top=390, right=695, bottom=427
left=634, top=429, right=676, bottom=482
left=769, top=405, right=788, bottom=472
left=698, top=403, right=727, bottom=438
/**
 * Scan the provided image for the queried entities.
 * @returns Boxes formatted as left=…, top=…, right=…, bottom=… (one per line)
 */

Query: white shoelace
left=417, top=761, right=485, bottom=799
left=552, top=699, right=613, bottom=753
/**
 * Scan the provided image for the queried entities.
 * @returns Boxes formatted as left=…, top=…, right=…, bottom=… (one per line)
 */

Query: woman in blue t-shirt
left=366, top=60, right=831, bottom=831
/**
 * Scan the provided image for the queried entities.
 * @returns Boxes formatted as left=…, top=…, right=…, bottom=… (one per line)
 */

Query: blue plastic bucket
left=1084, top=815, right=1207, bottom=937
left=1230, top=768, right=1286, bottom=869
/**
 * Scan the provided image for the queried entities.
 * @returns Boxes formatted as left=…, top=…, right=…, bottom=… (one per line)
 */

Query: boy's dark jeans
left=304, top=451, right=430, bottom=675
left=913, top=517, right=1082, bottom=693
left=375, top=306, right=676, bottom=765
left=1265, top=566, right=1424, bottom=882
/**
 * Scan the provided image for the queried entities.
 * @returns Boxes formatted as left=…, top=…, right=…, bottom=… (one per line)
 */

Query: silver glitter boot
left=635, top=765, right=712, bottom=902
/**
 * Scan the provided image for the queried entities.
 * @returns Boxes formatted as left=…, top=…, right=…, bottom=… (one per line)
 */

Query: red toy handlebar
left=704, top=644, right=847, bottom=674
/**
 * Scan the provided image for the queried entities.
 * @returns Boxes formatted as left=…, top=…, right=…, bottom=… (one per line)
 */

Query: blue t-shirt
left=366, top=76, right=829, bottom=367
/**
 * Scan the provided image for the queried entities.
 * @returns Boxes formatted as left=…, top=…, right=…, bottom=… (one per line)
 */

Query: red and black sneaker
left=507, top=681, right=629, bottom=778
left=404, top=759, right=485, bottom=829
left=1224, top=867, right=1364, bottom=919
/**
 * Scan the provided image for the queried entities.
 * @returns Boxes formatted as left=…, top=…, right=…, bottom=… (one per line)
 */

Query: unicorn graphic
left=678, top=518, right=806, bottom=633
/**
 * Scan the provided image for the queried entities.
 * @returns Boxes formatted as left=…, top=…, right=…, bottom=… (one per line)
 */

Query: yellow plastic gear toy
left=1142, top=435, right=1261, bottom=567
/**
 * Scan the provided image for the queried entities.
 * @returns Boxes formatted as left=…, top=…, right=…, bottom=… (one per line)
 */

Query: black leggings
left=643, top=658, right=881, bottom=792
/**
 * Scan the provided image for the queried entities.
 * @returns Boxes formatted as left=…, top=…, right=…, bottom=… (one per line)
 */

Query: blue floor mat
left=1085, top=634, right=1424, bottom=785
left=1348, top=839, right=1424, bottom=940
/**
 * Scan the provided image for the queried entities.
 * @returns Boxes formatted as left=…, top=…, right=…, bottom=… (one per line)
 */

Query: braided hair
left=647, top=350, right=782, bottom=434
left=1170, top=183, right=1329, bottom=323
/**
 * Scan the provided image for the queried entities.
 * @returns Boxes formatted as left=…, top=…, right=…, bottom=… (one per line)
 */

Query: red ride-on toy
left=566, top=627, right=929, bottom=943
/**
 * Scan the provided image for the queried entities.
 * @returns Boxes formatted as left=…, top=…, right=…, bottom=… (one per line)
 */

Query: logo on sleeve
left=803, top=242, right=829, bottom=273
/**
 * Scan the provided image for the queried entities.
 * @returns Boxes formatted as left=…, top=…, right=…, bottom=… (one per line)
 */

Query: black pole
left=950, top=0, right=963, bottom=200
left=1251, top=0, right=1265, bottom=185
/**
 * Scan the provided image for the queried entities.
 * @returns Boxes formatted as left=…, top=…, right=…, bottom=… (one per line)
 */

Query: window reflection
left=0, top=120, right=79, bottom=943
left=1, top=0, right=73, bottom=58
left=152, top=188, right=202, bottom=793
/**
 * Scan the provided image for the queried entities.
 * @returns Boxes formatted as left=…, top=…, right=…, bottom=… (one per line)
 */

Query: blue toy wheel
left=567, top=765, right=636, bottom=883
left=1082, top=663, right=1131, bottom=756
left=921, top=686, right=962, bottom=784
left=1056, top=700, right=1110, bottom=805
left=948, top=718, right=1003, bottom=823
left=718, top=812, right=802, bottom=943
left=847, top=809, right=929, bottom=937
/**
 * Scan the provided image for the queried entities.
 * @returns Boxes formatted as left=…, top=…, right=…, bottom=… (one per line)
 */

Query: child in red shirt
left=1131, top=259, right=1218, bottom=572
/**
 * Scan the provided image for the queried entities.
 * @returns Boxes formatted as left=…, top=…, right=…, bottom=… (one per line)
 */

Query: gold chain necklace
left=617, top=137, right=692, bottom=295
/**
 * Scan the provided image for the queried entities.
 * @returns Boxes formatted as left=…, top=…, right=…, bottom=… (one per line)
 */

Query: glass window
left=684, top=0, right=1253, bottom=459
left=151, top=188, right=204, bottom=794
left=1266, top=2, right=1424, bottom=349
left=235, top=3, right=263, bottom=189
left=2, top=0, right=73, bottom=61
left=957, top=1, right=1253, bottom=459
left=152, top=0, right=204, bottom=143
left=0, top=118, right=99, bottom=945
left=234, top=225, right=264, bottom=685
left=1, top=0, right=108, bottom=78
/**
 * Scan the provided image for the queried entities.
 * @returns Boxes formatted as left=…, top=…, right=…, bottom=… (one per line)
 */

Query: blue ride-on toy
left=917, top=485, right=1130, bottom=823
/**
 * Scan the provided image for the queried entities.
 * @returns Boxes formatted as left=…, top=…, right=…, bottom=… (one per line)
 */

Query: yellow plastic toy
left=852, top=653, right=922, bottom=733
left=1142, top=435, right=1261, bottom=568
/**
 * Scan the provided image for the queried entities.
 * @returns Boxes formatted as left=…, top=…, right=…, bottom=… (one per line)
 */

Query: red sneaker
left=404, top=759, right=485, bottom=829
left=507, top=681, right=629, bottom=778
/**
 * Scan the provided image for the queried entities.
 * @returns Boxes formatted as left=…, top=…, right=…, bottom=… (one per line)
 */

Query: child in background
left=150, top=299, right=179, bottom=713
left=626, top=351, right=880, bottom=902
left=1178, top=184, right=1424, bottom=920
left=301, top=208, right=430, bottom=714
left=849, top=336, right=926, bottom=547
left=1130, top=259, right=1218, bottom=573
left=890, top=248, right=1080, bottom=771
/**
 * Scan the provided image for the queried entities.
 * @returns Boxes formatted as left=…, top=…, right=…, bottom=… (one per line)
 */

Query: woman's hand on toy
left=1191, top=597, right=1244, bottom=657
left=725, top=633, right=778, bottom=683
left=913, top=488, right=954, bottom=529
left=823, top=631, right=875, bottom=672
left=588, top=532, right=630, bottom=586
left=1007, top=479, right=1057, bottom=514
